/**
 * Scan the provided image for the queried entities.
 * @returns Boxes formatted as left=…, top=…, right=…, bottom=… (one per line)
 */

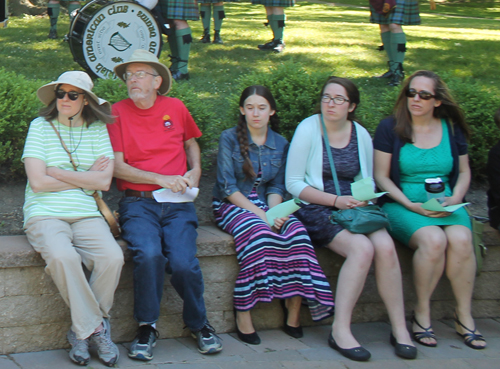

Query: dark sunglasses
left=405, top=88, right=436, bottom=100
left=55, top=90, right=85, bottom=101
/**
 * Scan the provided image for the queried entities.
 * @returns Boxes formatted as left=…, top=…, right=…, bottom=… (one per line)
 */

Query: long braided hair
left=237, top=85, right=280, bottom=180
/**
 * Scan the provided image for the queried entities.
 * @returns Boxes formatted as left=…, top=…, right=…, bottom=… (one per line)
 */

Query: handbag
left=320, top=115, right=390, bottom=234
left=465, top=207, right=487, bottom=276
left=49, top=121, right=121, bottom=238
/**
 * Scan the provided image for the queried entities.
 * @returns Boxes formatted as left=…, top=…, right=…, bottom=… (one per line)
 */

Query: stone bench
left=1, top=225, right=499, bottom=354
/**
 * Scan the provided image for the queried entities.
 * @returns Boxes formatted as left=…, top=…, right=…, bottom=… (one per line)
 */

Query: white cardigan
left=286, top=114, right=374, bottom=202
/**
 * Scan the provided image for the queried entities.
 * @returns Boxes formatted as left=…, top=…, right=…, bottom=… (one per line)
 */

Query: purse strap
left=320, top=114, right=342, bottom=197
left=48, top=121, right=101, bottom=202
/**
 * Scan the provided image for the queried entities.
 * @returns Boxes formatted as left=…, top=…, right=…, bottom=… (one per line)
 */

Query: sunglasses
left=405, top=88, right=436, bottom=100
left=55, top=90, right=85, bottom=101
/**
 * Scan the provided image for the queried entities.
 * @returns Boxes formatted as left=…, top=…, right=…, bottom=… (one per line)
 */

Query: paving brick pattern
left=3, top=319, right=499, bottom=368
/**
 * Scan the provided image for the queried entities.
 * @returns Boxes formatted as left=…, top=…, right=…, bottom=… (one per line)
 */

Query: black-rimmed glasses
left=321, top=95, right=350, bottom=105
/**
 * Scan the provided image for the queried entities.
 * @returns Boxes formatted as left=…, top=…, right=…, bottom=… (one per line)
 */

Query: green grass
left=1, top=1, right=500, bottom=137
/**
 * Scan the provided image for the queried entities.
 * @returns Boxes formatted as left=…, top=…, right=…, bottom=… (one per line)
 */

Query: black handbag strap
left=320, top=114, right=342, bottom=197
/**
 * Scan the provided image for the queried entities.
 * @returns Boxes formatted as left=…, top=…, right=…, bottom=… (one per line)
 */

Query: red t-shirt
left=108, top=96, right=202, bottom=191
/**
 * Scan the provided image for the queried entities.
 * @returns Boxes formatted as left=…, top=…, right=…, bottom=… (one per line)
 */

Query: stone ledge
left=0, top=224, right=499, bottom=354
left=0, top=225, right=235, bottom=269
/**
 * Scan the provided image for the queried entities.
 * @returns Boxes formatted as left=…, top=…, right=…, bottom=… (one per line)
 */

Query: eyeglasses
left=321, top=95, right=350, bottom=105
left=405, top=88, right=436, bottom=100
left=123, top=71, right=159, bottom=80
left=55, top=90, right=85, bottom=101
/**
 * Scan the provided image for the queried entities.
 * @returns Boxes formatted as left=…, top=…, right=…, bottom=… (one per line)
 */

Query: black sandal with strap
left=411, top=314, right=437, bottom=347
left=454, top=313, right=487, bottom=350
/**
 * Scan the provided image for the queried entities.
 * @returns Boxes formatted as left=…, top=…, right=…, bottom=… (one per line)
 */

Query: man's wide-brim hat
left=37, top=71, right=109, bottom=107
left=114, top=49, right=172, bottom=95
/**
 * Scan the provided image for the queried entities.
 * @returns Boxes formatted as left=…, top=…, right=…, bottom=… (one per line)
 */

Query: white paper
left=153, top=187, right=199, bottom=203
left=265, top=198, right=301, bottom=227
left=351, top=177, right=388, bottom=202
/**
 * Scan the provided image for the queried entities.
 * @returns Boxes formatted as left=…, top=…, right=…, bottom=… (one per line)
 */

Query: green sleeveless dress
left=382, top=120, right=471, bottom=246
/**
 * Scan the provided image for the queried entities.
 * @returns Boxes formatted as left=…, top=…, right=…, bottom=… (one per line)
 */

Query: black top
left=487, top=140, right=500, bottom=230
left=373, top=116, right=468, bottom=206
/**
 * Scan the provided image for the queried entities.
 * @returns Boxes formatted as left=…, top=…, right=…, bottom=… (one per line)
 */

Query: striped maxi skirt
left=213, top=192, right=334, bottom=321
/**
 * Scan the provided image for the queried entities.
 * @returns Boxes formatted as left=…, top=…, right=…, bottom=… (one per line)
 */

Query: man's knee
left=170, top=257, right=201, bottom=279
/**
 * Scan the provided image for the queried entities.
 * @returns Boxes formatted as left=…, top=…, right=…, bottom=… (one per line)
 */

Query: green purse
left=320, top=115, right=390, bottom=234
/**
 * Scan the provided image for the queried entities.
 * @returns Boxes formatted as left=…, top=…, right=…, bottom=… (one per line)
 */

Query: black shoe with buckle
left=171, top=70, right=190, bottom=81
left=48, top=29, right=58, bottom=39
left=272, top=40, right=285, bottom=53
left=258, top=39, right=277, bottom=50
left=213, top=31, right=223, bottom=44
left=374, top=62, right=393, bottom=79
left=200, top=29, right=210, bottom=43
left=388, top=63, right=404, bottom=87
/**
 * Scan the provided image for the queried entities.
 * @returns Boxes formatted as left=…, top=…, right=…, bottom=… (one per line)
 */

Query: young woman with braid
left=212, top=85, right=334, bottom=345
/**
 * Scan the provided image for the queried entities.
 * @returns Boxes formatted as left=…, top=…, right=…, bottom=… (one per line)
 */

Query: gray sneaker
left=67, top=329, right=90, bottom=366
left=191, top=323, right=223, bottom=355
left=91, top=319, right=119, bottom=366
left=128, top=325, right=158, bottom=361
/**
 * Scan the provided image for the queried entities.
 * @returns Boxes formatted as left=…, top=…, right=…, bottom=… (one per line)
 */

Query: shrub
left=0, top=68, right=42, bottom=180
left=444, top=75, right=500, bottom=178
left=228, top=61, right=329, bottom=141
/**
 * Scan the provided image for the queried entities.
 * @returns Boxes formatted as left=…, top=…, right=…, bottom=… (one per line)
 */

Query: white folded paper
left=153, top=187, right=199, bottom=203
left=266, top=198, right=301, bottom=227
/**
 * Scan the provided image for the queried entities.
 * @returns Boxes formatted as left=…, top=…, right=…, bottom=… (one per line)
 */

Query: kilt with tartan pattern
left=251, top=0, right=295, bottom=7
left=157, top=0, right=199, bottom=20
left=370, top=0, right=420, bottom=25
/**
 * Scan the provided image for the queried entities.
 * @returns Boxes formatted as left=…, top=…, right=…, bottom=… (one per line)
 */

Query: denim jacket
left=213, top=126, right=289, bottom=204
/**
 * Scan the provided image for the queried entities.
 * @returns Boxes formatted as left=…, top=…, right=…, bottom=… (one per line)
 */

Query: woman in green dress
left=373, top=70, right=486, bottom=350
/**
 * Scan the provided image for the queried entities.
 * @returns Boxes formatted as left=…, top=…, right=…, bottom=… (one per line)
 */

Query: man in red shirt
left=108, top=49, right=223, bottom=361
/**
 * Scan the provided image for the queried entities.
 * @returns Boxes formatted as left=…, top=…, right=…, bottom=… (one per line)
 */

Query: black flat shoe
left=234, top=308, right=261, bottom=345
left=280, top=300, right=303, bottom=338
left=328, top=333, right=371, bottom=362
left=390, top=333, right=417, bottom=359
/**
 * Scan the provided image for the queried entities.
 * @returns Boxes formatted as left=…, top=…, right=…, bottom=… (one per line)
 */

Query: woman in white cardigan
left=286, top=76, right=415, bottom=362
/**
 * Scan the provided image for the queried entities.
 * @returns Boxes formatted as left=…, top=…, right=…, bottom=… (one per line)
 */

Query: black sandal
left=411, top=314, right=437, bottom=347
left=454, top=313, right=487, bottom=350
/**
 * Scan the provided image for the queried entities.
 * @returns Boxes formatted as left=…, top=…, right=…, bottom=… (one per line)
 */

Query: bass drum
left=69, top=0, right=162, bottom=79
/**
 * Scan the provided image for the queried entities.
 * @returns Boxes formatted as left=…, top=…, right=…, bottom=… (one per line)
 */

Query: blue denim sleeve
left=214, top=130, right=241, bottom=200
left=265, top=141, right=288, bottom=199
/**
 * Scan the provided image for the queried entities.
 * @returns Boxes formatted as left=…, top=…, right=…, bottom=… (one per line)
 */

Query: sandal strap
left=454, top=314, right=476, bottom=334
left=412, top=315, right=434, bottom=333
left=413, top=329, right=436, bottom=340
left=462, top=331, right=485, bottom=344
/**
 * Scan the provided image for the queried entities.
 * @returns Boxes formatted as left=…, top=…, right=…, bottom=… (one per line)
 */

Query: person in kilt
left=252, top=0, right=294, bottom=53
left=199, top=1, right=236, bottom=44
left=370, top=0, right=420, bottom=86
left=156, top=0, right=198, bottom=81
left=46, top=0, right=81, bottom=39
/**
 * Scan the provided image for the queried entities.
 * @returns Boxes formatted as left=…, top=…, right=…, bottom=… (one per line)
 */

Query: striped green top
left=22, top=117, right=115, bottom=225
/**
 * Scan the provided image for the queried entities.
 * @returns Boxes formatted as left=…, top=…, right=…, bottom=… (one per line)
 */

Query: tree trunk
left=8, top=0, right=45, bottom=16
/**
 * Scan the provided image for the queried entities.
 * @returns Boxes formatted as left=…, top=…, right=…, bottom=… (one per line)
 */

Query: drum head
left=69, top=0, right=162, bottom=79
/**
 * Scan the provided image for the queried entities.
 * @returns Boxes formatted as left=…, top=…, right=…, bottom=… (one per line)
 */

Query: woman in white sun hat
left=22, top=71, right=124, bottom=367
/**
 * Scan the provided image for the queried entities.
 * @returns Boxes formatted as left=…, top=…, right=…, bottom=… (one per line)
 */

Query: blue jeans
left=119, top=197, right=206, bottom=331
